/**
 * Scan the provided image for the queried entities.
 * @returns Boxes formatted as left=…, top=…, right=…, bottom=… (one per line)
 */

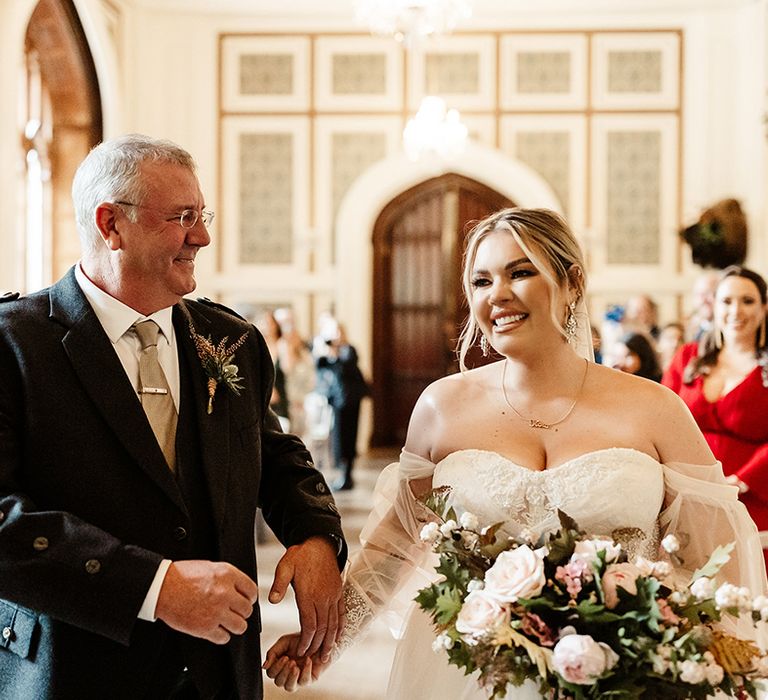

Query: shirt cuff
left=138, top=559, right=172, bottom=621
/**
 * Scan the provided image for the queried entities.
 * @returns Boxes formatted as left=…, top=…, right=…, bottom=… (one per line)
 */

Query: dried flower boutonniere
left=189, top=322, right=248, bottom=414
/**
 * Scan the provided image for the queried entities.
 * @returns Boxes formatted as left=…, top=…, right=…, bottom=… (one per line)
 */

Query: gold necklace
left=500, top=358, right=589, bottom=429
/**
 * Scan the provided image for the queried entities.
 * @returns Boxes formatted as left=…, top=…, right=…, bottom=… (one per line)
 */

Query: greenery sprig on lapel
left=188, top=321, right=248, bottom=414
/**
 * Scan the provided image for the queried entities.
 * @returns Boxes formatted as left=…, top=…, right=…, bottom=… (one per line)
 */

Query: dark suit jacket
left=0, top=268, right=346, bottom=699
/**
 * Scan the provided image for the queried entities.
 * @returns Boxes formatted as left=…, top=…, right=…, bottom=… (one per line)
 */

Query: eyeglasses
left=114, top=201, right=214, bottom=229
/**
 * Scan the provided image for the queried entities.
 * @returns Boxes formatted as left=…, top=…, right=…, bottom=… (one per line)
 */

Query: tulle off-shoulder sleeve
left=660, top=461, right=767, bottom=609
left=335, top=450, right=440, bottom=656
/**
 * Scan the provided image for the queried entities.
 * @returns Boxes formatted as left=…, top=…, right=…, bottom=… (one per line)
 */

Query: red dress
left=663, top=342, right=768, bottom=564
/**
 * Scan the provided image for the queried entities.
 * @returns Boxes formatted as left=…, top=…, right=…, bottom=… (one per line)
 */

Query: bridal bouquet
left=415, top=491, right=768, bottom=699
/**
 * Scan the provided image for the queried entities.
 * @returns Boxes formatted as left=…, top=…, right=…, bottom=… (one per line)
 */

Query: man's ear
left=94, top=203, right=122, bottom=250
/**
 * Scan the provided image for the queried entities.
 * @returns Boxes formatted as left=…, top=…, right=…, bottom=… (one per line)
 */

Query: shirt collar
left=74, top=263, right=175, bottom=346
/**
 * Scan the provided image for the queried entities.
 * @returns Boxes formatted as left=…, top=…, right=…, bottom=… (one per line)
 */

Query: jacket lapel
left=175, top=302, right=231, bottom=529
left=51, top=269, right=185, bottom=512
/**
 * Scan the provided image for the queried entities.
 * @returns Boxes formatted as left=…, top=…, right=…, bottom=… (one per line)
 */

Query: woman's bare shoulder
left=589, top=362, right=677, bottom=402
left=587, top=363, right=713, bottom=463
left=404, top=363, right=501, bottom=456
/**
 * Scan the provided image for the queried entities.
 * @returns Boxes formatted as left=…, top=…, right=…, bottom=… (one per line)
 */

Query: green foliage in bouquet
left=415, top=496, right=768, bottom=700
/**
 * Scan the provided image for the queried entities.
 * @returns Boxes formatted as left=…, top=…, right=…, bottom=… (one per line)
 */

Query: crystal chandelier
left=403, top=96, right=468, bottom=161
left=355, top=0, right=473, bottom=46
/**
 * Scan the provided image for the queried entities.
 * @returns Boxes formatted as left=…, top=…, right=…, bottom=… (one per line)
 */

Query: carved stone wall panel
left=239, top=53, right=293, bottom=95
left=238, top=132, right=293, bottom=264
left=332, top=132, right=388, bottom=219
left=425, top=52, right=479, bottom=94
left=515, top=131, right=571, bottom=218
left=516, top=51, right=571, bottom=94
left=332, top=53, right=387, bottom=94
left=607, top=50, right=662, bottom=93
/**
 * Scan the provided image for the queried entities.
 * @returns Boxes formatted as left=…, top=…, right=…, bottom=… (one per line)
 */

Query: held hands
left=267, top=535, right=344, bottom=662
left=263, top=633, right=331, bottom=692
left=155, top=560, right=258, bottom=644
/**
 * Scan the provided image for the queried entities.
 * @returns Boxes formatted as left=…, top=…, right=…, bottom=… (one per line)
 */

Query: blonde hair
left=457, top=208, right=587, bottom=371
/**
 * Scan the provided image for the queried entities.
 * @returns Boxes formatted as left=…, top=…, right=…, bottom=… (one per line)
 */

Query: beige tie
left=133, top=320, right=177, bottom=471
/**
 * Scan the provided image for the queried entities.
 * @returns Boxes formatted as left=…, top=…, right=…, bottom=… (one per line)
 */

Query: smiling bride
left=264, top=208, right=766, bottom=699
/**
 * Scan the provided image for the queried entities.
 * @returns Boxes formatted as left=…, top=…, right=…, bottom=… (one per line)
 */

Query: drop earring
left=480, top=335, right=490, bottom=357
left=565, top=301, right=578, bottom=343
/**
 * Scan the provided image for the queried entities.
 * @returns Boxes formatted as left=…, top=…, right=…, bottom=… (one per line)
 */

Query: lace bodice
left=433, top=448, right=664, bottom=547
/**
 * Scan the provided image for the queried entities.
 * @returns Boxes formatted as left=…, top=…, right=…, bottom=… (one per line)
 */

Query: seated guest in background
left=611, top=331, right=662, bottom=382
left=663, top=265, right=768, bottom=569
left=657, top=321, right=685, bottom=373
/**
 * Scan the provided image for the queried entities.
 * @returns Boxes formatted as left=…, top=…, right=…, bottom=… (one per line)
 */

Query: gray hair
left=71, top=134, right=196, bottom=253
left=457, top=208, right=587, bottom=371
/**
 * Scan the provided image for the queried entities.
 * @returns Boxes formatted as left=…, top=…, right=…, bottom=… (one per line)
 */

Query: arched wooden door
left=371, top=174, right=513, bottom=447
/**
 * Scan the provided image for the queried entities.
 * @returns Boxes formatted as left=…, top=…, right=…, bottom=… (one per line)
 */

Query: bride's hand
left=263, top=633, right=330, bottom=691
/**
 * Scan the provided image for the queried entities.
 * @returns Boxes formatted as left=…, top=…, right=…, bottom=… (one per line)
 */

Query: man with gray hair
left=0, top=134, right=346, bottom=698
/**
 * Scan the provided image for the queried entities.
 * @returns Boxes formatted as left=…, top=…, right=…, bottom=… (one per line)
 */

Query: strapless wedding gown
left=385, top=447, right=665, bottom=700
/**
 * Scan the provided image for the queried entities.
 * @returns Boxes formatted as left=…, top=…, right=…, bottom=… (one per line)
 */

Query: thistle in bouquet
left=414, top=488, right=768, bottom=699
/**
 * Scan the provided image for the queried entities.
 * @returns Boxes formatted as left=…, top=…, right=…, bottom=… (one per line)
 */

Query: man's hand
left=155, top=560, right=258, bottom=644
left=268, top=536, right=344, bottom=661
left=263, top=632, right=331, bottom=692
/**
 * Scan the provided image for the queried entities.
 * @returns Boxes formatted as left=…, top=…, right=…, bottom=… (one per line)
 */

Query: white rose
left=661, top=534, right=680, bottom=553
left=431, top=633, right=454, bottom=653
left=455, top=590, right=509, bottom=639
left=715, top=583, right=750, bottom=610
left=460, top=512, right=480, bottom=531
left=705, top=662, right=724, bottom=685
left=601, top=563, right=640, bottom=609
left=690, top=577, right=715, bottom=601
left=552, top=634, right=619, bottom=685
left=419, top=522, right=440, bottom=544
left=571, top=538, right=621, bottom=567
left=484, top=545, right=546, bottom=603
left=679, top=660, right=706, bottom=684
left=634, top=556, right=656, bottom=577
left=467, top=579, right=484, bottom=592
left=440, top=520, right=459, bottom=537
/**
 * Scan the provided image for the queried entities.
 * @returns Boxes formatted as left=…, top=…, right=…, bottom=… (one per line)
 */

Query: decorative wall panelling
left=218, top=28, right=683, bottom=337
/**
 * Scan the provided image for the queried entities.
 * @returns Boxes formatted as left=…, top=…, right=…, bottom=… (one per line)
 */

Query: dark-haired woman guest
left=663, top=265, right=768, bottom=567
left=612, top=331, right=662, bottom=382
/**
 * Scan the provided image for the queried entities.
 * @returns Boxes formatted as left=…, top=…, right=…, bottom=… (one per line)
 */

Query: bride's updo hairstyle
left=457, top=207, right=587, bottom=371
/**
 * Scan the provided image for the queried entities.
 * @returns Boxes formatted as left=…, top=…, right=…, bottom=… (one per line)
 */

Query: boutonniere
left=189, top=321, right=248, bottom=414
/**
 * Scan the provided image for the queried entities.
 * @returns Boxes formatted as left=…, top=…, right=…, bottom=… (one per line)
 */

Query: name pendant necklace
left=500, top=358, right=589, bottom=430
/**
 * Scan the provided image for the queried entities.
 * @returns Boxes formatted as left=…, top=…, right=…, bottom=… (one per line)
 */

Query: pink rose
left=602, top=563, right=640, bottom=609
left=571, top=538, right=621, bottom=567
left=484, top=545, right=546, bottom=603
left=455, top=590, right=509, bottom=639
left=552, top=634, right=619, bottom=684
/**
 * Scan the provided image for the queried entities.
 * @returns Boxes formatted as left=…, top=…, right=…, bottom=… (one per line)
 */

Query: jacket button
left=0, top=511, right=5, bottom=522
left=1, top=627, right=12, bottom=641
left=173, top=526, right=188, bottom=541
left=85, top=559, right=101, bottom=574
left=33, top=536, right=49, bottom=551
left=306, top=460, right=314, bottom=468
left=328, top=503, right=339, bottom=515
left=315, top=483, right=326, bottom=494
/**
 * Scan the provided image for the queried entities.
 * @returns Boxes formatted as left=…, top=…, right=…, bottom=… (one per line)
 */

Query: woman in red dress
left=663, top=266, right=768, bottom=566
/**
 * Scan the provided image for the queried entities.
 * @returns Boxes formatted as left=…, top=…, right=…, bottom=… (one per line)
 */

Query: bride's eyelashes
left=471, top=267, right=537, bottom=289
